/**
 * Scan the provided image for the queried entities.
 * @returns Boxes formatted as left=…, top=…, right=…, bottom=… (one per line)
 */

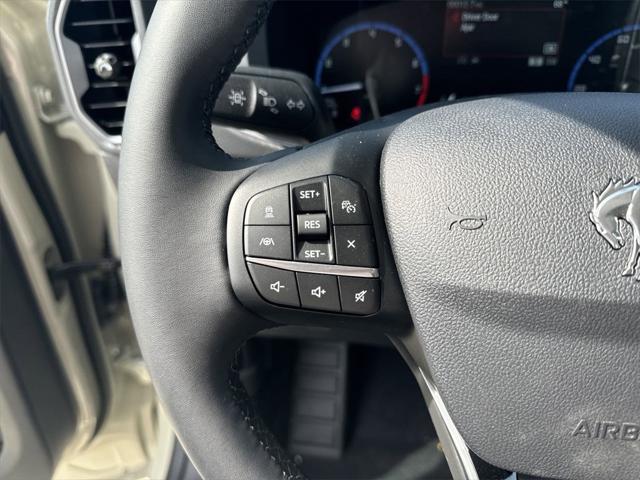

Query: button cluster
left=215, top=74, right=314, bottom=131
left=243, top=176, right=380, bottom=315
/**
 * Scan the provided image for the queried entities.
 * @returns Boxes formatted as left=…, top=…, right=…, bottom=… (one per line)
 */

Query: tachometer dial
left=315, top=22, right=429, bottom=130
left=568, top=24, right=640, bottom=92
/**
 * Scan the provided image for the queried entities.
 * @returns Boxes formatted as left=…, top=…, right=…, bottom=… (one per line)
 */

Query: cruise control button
left=296, top=240, right=334, bottom=264
left=296, top=213, right=328, bottom=237
left=244, top=226, right=292, bottom=260
left=292, top=178, right=327, bottom=212
left=334, top=226, right=377, bottom=267
left=244, top=185, right=290, bottom=225
left=296, top=273, right=340, bottom=312
left=329, top=176, right=371, bottom=224
left=338, top=277, right=380, bottom=315
left=248, top=263, right=299, bottom=307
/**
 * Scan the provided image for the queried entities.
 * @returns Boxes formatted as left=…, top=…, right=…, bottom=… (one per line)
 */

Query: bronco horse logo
left=589, top=178, right=640, bottom=281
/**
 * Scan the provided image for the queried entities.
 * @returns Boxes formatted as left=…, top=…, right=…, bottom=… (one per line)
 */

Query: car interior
left=0, top=1, right=638, bottom=480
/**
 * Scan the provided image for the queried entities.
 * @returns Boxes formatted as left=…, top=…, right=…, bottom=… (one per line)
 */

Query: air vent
left=62, top=0, right=136, bottom=136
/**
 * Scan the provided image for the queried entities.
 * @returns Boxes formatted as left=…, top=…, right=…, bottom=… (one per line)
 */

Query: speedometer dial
left=568, top=24, right=640, bottom=92
left=315, top=22, right=429, bottom=130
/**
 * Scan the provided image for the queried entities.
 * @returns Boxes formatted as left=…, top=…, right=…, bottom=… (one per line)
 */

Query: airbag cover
left=381, top=94, right=640, bottom=479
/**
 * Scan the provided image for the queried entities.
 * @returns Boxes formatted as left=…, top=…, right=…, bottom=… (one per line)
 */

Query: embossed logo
left=447, top=206, right=487, bottom=231
left=572, top=419, right=639, bottom=441
left=589, top=178, right=640, bottom=280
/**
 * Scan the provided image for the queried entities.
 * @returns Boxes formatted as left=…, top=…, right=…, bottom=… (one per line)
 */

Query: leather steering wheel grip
left=118, top=1, right=304, bottom=478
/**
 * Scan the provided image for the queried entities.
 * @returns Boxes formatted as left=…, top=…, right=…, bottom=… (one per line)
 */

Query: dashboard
left=259, top=0, right=640, bottom=130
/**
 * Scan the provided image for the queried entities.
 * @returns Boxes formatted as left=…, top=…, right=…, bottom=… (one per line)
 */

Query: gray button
left=329, top=176, right=371, bottom=225
left=334, top=225, right=377, bottom=267
left=292, top=178, right=327, bottom=212
left=296, top=240, right=334, bottom=264
left=296, top=273, right=340, bottom=312
left=338, top=277, right=380, bottom=315
left=296, top=213, right=328, bottom=237
left=244, top=226, right=292, bottom=260
left=248, top=263, right=299, bottom=307
left=245, top=185, right=290, bottom=225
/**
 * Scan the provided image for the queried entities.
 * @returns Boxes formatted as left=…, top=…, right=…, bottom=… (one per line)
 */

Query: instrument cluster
left=261, top=0, right=640, bottom=130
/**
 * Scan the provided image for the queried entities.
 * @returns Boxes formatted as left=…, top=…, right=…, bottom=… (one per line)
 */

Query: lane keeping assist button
left=248, top=263, right=299, bottom=307
left=244, top=226, right=292, bottom=260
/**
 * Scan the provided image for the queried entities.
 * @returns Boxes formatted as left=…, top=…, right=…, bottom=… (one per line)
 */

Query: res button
left=296, top=213, right=328, bottom=237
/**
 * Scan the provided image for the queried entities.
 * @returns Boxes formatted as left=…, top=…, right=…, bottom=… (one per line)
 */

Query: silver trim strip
left=389, top=333, right=479, bottom=480
left=245, top=257, right=379, bottom=278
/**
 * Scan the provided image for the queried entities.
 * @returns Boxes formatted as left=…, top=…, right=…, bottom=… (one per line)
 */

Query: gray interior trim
left=0, top=133, right=100, bottom=455
left=246, top=256, right=379, bottom=278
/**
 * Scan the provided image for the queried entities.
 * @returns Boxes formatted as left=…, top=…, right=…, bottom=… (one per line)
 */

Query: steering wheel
left=118, top=2, right=640, bottom=479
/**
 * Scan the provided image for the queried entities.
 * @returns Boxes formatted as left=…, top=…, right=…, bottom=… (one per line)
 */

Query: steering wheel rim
left=119, top=2, right=640, bottom=479
left=119, top=1, right=305, bottom=478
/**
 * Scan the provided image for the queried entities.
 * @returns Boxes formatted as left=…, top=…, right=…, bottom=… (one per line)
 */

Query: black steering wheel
left=118, top=2, right=640, bottom=479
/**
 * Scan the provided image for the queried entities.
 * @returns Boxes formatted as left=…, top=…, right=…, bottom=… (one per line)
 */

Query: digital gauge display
left=568, top=24, right=640, bottom=92
left=314, top=22, right=429, bottom=130
left=264, top=1, right=640, bottom=132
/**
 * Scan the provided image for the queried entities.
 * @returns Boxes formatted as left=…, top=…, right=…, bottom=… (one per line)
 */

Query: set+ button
left=292, top=179, right=327, bottom=212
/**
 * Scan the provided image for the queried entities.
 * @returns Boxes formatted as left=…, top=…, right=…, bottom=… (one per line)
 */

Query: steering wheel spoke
left=228, top=118, right=412, bottom=333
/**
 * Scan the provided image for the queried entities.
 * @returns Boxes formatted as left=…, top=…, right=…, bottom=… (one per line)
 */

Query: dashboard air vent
left=63, top=0, right=136, bottom=136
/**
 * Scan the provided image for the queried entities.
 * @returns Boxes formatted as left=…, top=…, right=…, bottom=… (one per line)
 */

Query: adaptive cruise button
left=244, top=226, right=292, bottom=260
left=296, top=273, right=341, bottom=312
left=247, top=263, right=299, bottom=307
left=338, top=277, right=380, bottom=315
left=334, top=225, right=378, bottom=267
left=244, top=185, right=290, bottom=225
left=296, top=213, right=328, bottom=237
left=292, top=178, right=327, bottom=212
left=329, top=176, right=371, bottom=225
